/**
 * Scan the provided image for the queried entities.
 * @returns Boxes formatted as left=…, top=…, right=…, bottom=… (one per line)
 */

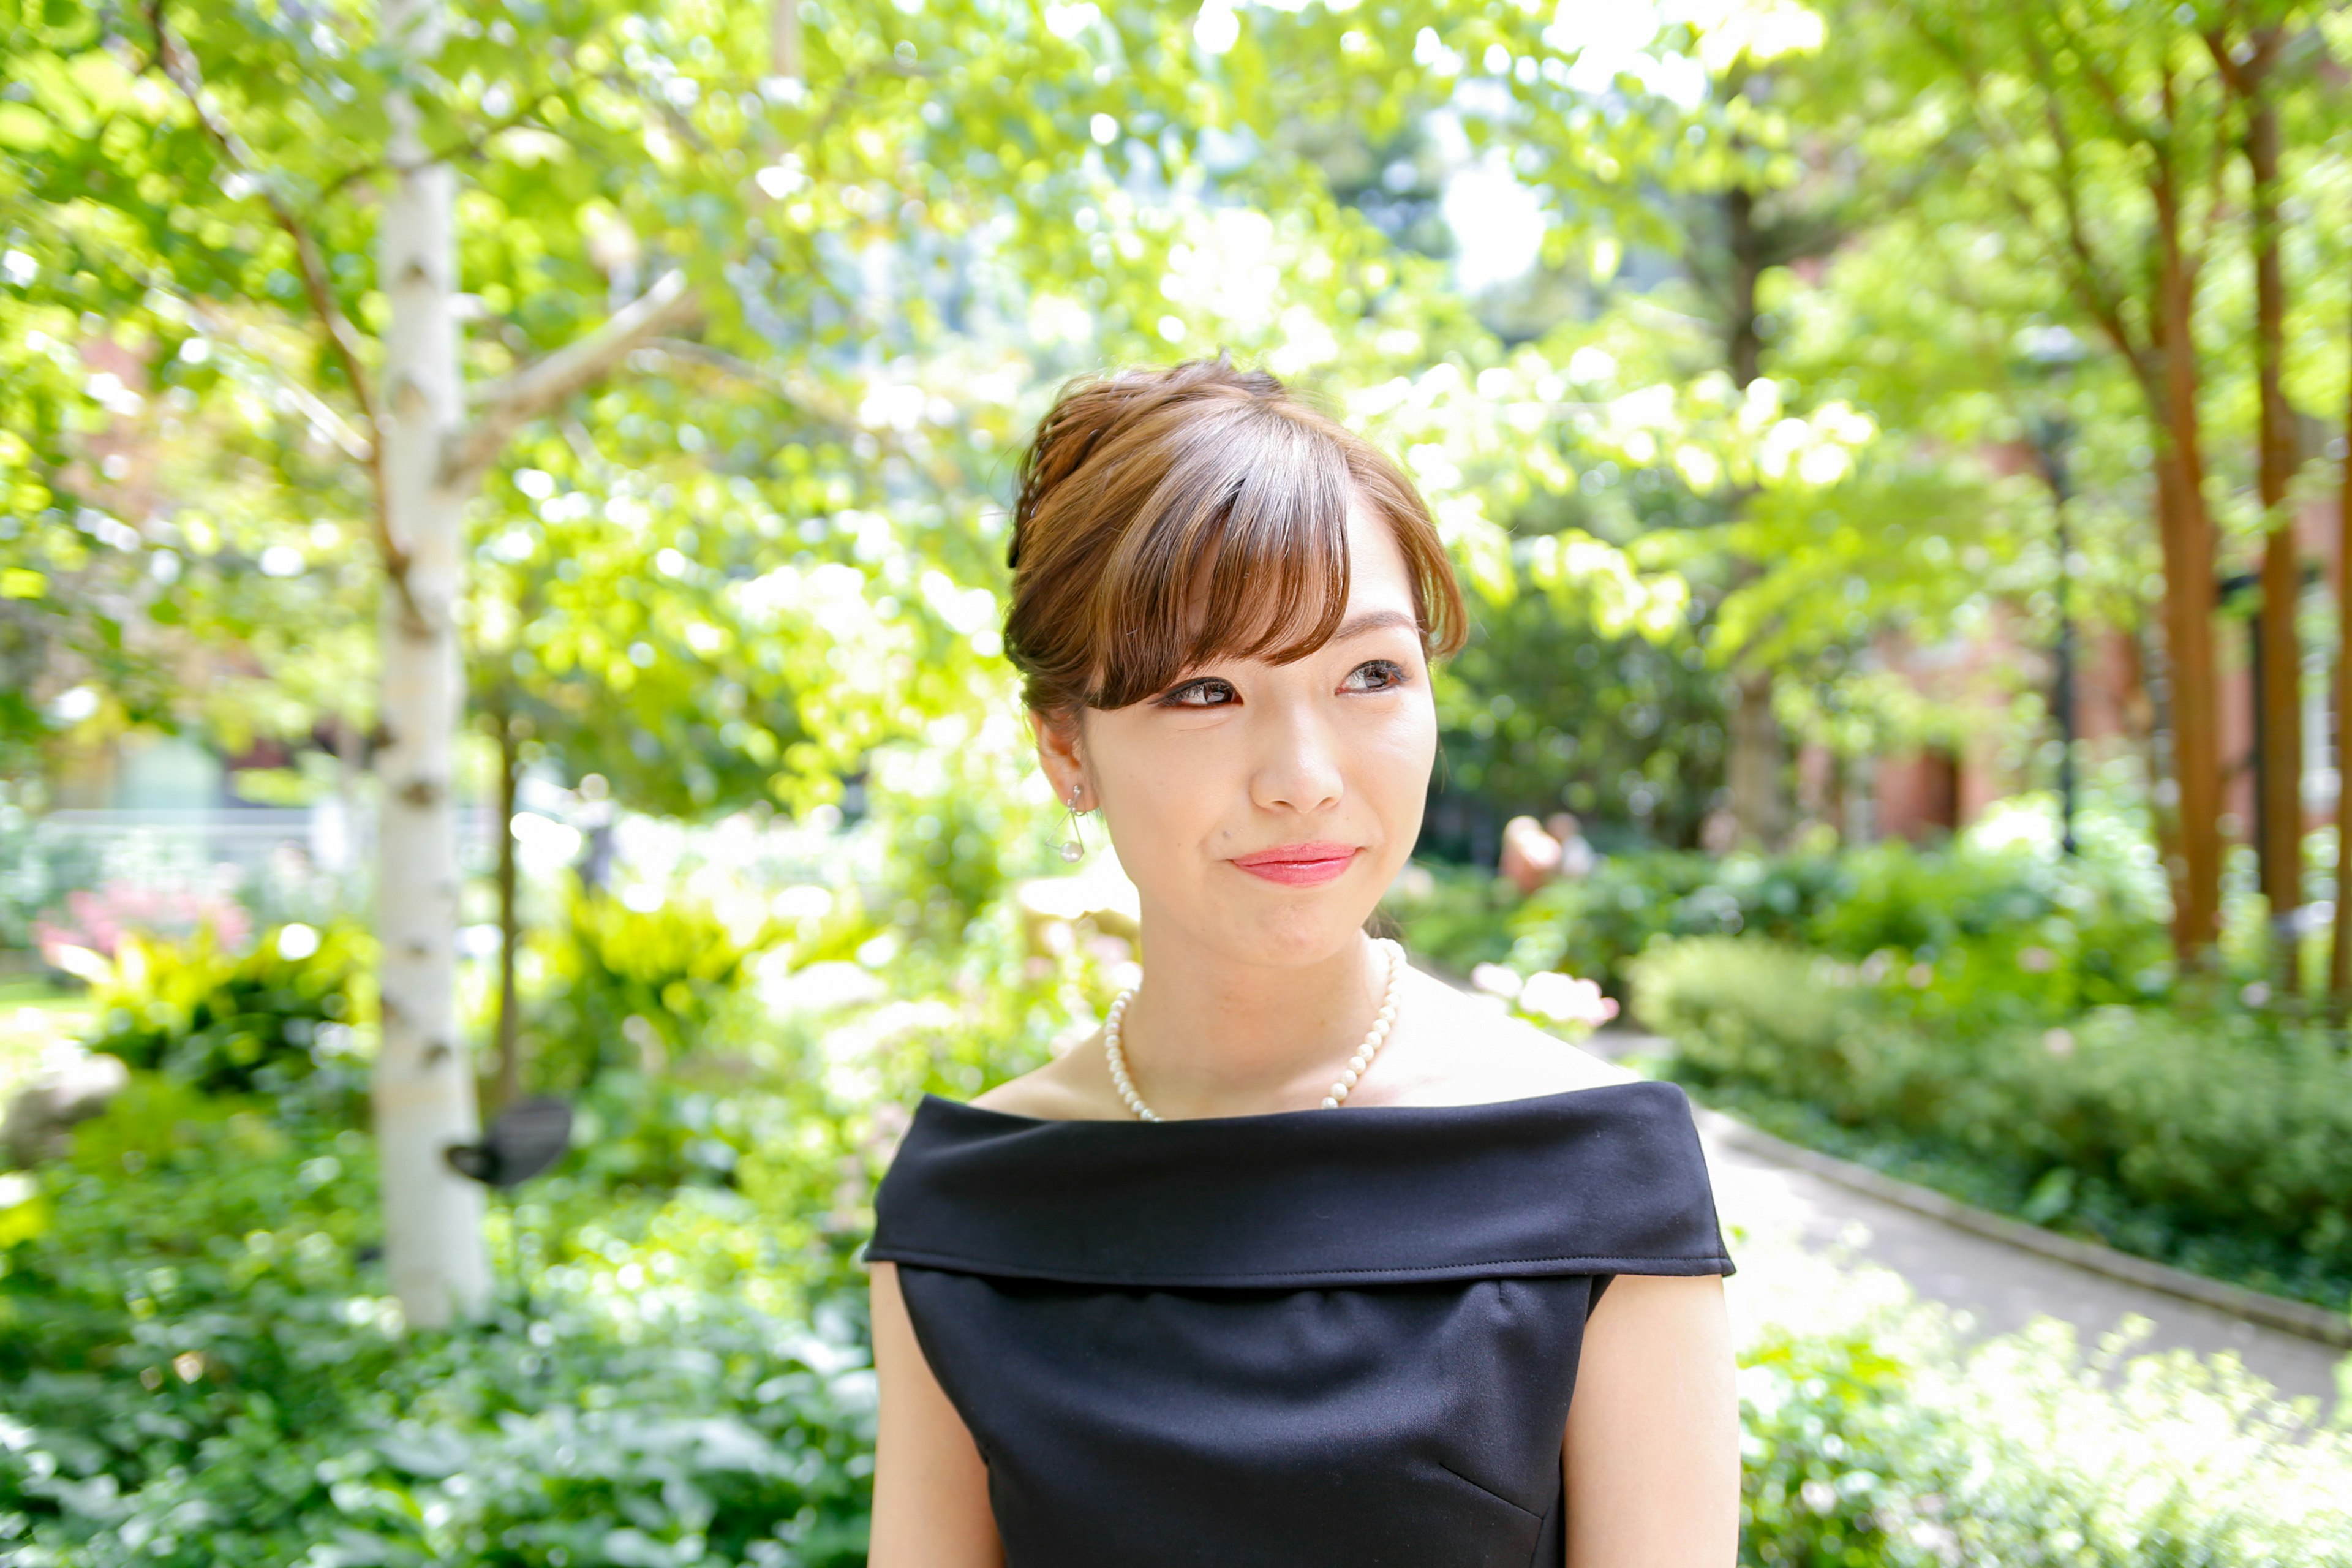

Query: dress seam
left=863, top=1245, right=1735, bottom=1285
left=1433, top=1460, right=1546, bottom=1523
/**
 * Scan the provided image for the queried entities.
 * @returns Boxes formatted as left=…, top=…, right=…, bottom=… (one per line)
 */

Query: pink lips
left=1231, top=840, right=1360, bottom=886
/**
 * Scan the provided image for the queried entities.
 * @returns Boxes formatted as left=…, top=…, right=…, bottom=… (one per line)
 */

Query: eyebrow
left=1328, top=608, right=1422, bottom=641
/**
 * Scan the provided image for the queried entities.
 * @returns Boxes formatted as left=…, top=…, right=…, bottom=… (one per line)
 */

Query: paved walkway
left=1700, top=1127, right=2346, bottom=1408
left=1583, top=1032, right=2348, bottom=1411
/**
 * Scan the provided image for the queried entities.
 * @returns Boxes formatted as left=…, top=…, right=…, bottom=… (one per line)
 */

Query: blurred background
left=4, top=0, right=2352, bottom=1562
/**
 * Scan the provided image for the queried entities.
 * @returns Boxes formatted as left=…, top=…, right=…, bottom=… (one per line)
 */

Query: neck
left=1115, top=914, right=1390, bottom=1117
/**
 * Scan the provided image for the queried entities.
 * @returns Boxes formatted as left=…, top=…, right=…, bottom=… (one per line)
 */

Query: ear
left=1031, top=707, right=1091, bottom=810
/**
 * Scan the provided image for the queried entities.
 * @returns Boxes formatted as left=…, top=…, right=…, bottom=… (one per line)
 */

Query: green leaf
left=0, top=102, right=47, bottom=149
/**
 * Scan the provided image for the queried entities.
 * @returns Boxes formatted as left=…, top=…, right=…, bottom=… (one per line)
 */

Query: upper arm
left=868, top=1262, right=1005, bottom=1568
left=1562, top=1273, right=1740, bottom=1568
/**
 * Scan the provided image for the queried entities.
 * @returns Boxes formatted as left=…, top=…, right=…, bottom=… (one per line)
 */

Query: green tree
left=1885, top=0, right=2239, bottom=956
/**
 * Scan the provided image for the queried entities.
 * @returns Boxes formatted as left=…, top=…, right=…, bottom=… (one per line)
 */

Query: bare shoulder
left=969, top=1030, right=1126, bottom=1121
left=1373, top=964, right=1636, bottom=1107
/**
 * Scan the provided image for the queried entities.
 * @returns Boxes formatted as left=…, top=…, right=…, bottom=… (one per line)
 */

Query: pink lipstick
left=1231, top=841, right=1359, bottom=886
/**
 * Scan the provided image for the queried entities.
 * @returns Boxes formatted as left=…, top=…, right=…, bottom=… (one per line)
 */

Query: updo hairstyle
left=1004, top=358, right=1468, bottom=723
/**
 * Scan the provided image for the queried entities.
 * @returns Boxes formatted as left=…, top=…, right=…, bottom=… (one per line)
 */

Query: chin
left=1220, top=908, right=1373, bottom=971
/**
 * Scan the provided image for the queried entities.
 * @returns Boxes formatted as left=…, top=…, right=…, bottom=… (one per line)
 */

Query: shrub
left=1737, top=1325, right=1927, bottom=1566
left=1806, top=841, right=2173, bottom=1028
left=530, top=888, right=777, bottom=1090
left=1633, top=936, right=2352, bottom=1304
left=64, top=922, right=373, bottom=1107
left=0, top=1079, right=875, bottom=1568
left=1496, top=850, right=1853, bottom=998
left=1732, top=1234, right=2352, bottom=1568
left=1374, top=862, right=1525, bottom=974
left=32, top=881, right=252, bottom=965
left=12, top=1086, right=2349, bottom=1567
left=1393, top=835, right=2174, bottom=1027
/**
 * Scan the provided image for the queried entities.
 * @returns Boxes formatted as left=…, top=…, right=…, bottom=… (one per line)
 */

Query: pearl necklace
left=1102, top=938, right=1406, bottom=1122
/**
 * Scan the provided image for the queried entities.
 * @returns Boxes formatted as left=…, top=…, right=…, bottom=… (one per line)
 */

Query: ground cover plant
left=0, top=856, right=1095, bottom=1567
left=0, top=1090, right=881, bottom=1568
left=1632, top=935, right=2352, bottom=1311
left=1387, top=827, right=2174, bottom=1017
left=62, top=921, right=374, bottom=1103
left=1726, top=1227, right=2352, bottom=1568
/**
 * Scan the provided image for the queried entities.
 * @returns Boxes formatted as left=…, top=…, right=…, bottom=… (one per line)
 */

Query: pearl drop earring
left=1060, top=784, right=1087, bottom=863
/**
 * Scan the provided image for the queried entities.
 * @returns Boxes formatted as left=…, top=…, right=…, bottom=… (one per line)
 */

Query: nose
left=1250, top=698, right=1345, bottom=816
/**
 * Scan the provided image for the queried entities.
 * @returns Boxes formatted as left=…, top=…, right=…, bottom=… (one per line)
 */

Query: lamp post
left=2019, top=326, right=2087, bottom=857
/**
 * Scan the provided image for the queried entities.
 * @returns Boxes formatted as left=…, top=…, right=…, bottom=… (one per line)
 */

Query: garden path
left=1586, top=1031, right=2348, bottom=1412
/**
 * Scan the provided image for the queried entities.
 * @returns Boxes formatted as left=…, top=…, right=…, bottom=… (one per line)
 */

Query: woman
left=866, top=360, right=1738, bottom=1567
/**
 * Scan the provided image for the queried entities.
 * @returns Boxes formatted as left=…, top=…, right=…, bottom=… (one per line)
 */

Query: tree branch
left=174, top=300, right=375, bottom=462
left=2037, top=4, right=2152, bottom=150
left=314, top=98, right=563, bottom=211
left=2035, top=95, right=2149, bottom=374
left=1904, top=2, right=2153, bottom=386
left=145, top=1, right=418, bottom=620
left=644, top=338, right=973, bottom=492
left=442, top=269, right=702, bottom=487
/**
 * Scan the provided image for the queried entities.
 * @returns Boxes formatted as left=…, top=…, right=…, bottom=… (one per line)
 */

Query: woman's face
left=1071, top=501, right=1438, bottom=970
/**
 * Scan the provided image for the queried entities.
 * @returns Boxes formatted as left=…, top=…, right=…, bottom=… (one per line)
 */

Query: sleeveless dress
left=866, top=1079, right=1733, bottom=1568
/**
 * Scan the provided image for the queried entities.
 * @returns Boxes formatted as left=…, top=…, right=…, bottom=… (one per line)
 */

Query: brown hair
left=1005, top=358, right=1467, bottom=720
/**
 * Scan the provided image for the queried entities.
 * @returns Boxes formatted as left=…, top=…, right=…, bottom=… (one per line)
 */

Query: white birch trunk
left=372, top=0, right=489, bottom=1329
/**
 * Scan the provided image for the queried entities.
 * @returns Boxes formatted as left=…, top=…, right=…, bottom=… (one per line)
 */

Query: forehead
left=1341, top=502, right=1416, bottom=609
left=1077, top=417, right=1441, bottom=709
left=1171, top=489, right=1409, bottom=641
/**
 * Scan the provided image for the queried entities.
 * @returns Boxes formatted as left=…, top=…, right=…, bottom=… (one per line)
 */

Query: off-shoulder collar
left=867, top=1079, right=1733, bottom=1289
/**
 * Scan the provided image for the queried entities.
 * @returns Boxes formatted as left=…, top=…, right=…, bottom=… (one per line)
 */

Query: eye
left=1161, top=677, right=1238, bottom=708
left=1343, top=659, right=1408, bottom=693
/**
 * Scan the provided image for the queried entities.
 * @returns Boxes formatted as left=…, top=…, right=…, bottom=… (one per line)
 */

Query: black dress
left=866, top=1079, right=1733, bottom=1568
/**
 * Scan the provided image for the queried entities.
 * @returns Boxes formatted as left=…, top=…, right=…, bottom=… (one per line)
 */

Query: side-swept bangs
left=1006, top=360, right=1466, bottom=718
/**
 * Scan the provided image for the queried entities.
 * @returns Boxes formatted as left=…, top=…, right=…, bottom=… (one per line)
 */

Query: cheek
left=1096, top=727, right=1232, bottom=851
left=1375, top=704, right=1439, bottom=809
left=1334, top=695, right=1438, bottom=831
left=1369, top=684, right=1439, bottom=761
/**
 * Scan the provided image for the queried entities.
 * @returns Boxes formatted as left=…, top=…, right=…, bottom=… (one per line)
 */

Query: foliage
left=0, top=858, right=1152, bottom=1565
left=1392, top=824, right=2173, bottom=1019
left=530, top=888, right=774, bottom=1090
left=10, top=0, right=2351, bottom=949
left=1499, top=848, right=1858, bottom=1002
left=0, top=1085, right=876, bottom=1568
left=1737, top=1325, right=1924, bottom=1566
left=3, top=0, right=1675, bottom=810
left=1803, top=836, right=2175, bottom=1028
left=31, top=881, right=249, bottom=965
left=1731, top=1253, right=2352, bottom=1568
left=59, top=922, right=372, bottom=1106
left=9, top=857, right=2352, bottom=1564
left=1635, top=935, right=2352, bottom=1307
left=1428, top=586, right=1727, bottom=853
left=9, top=1025, right=2352, bottom=1566
left=1374, top=861, right=1523, bottom=975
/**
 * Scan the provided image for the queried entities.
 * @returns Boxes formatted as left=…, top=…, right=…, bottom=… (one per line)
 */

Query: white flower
left=1469, top=963, right=1523, bottom=1000
left=1517, top=971, right=1619, bottom=1028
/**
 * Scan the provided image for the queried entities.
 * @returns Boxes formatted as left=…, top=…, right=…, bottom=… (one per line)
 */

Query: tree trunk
left=2331, top=301, right=2352, bottom=1016
left=771, top=0, right=802, bottom=81
left=1720, top=184, right=1782, bottom=848
left=492, top=696, right=523, bottom=1110
left=2211, top=24, right=2305, bottom=992
left=1722, top=186, right=1764, bottom=391
left=1727, top=669, right=1784, bottom=849
left=372, top=0, right=489, bottom=1329
left=2136, top=619, right=2184, bottom=894
left=2236, top=35, right=2303, bottom=993
left=2150, top=169, right=2223, bottom=961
